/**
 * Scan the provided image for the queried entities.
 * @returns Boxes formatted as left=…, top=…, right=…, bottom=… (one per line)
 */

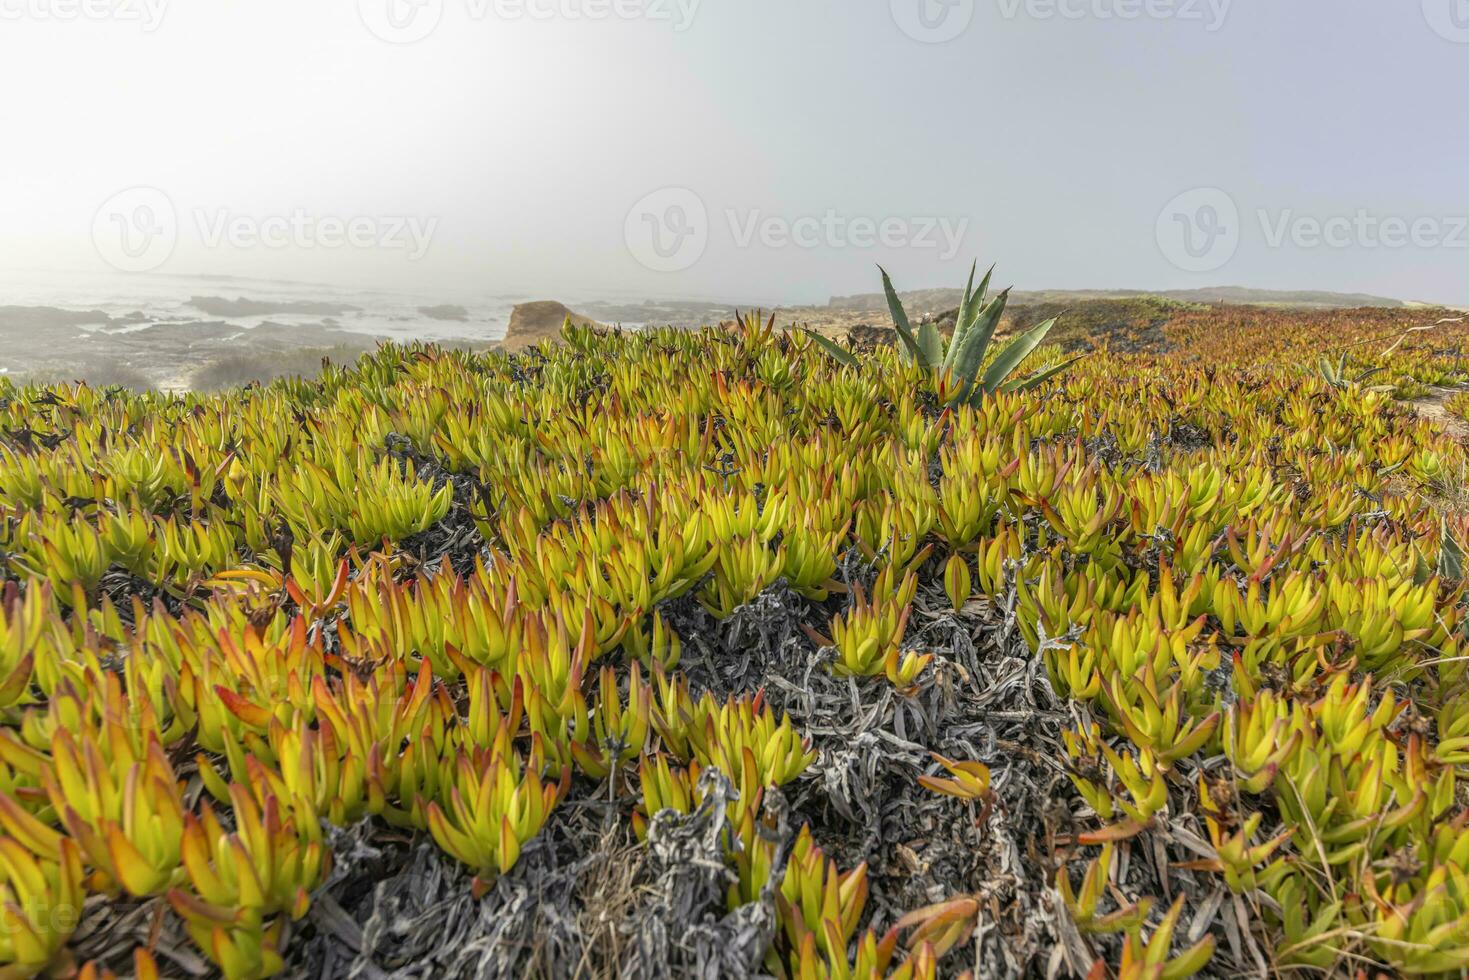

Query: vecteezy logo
left=891, top=0, right=974, bottom=43
left=624, top=188, right=708, bottom=273
left=358, top=0, right=444, bottom=43
left=1156, top=187, right=1240, bottom=273
left=92, top=187, right=178, bottom=273
left=1423, top=0, right=1469, bottom=42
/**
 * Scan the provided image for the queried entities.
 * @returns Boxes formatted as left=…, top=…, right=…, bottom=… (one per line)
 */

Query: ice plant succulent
left=0, top=825, right=84, bottom=977
left=423, top=727, right=565, bottom=895
left=813, top=564, right=930, bottom=688
left=0, top=301, right=1464, bottom=976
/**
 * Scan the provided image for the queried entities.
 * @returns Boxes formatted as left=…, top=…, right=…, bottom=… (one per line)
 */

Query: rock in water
left=502, top=301, right=604, bottom=352
left=417, top=304, right=470, bottom=321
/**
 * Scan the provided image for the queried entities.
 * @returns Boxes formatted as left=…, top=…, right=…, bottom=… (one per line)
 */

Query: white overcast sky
left=2, top=0, right=1467, bottom=305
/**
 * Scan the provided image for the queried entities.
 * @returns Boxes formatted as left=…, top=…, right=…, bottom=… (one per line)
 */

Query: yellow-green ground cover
left=1, top=301, right=1468, bottom=978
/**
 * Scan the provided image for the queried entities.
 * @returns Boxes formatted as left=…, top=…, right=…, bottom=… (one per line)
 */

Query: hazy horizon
left=3, top=0, right=1467, bottom=308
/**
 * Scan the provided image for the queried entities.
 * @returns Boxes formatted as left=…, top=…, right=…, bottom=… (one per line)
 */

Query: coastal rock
left=0, top=306, right=110, bottom=329
left=844, top=323, right=896, bottom=349
left=502, top=301, right=604, bottom=352
left=418, top=304, right=470, bottom=322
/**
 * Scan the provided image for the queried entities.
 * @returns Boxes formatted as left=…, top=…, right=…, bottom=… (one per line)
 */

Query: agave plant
left=809, top=262, right=1078, bottom=403
left=1315, top=351, right=1386, bottom=390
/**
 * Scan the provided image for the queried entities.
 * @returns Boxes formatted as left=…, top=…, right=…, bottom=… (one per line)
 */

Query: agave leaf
left=879, top=266, right=921, bottom=364
left=971, top=262, right=994, bottom=311
left=804, top=330, right=860, bottom=368
left=958, top=261, right=995, bottom=322
left=916, top=320, right=943, bottom=368
left=945, top=263, right=995, bottom=372
left=1439, top=519, right=1464, bottom=582
left=946, top=288, right=1012, bottom=403
left=945, top=262, right=979, bottom=367
left=1002, top=353, right=1085, bottom=393
left=978, top=315, right=1055, bottom=397
left=1413, top=545, right=1434, bottom=586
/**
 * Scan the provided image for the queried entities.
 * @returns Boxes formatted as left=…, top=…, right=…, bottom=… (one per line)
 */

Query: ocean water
left=0, top=268, right=523, bottom=344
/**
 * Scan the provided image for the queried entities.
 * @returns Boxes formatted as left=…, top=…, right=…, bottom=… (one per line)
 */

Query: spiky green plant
left=1315, top=351, right=1385, bottom=390
left=808, top=262, right=1078, bottom=404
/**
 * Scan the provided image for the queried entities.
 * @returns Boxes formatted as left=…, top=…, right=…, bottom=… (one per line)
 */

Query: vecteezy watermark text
left=1156, top=188, right=1240, bottom=273
left=726, top=210, right=968, bottom=258
left=1259, top=210, right=1469, bottom=251
left=92, top=187, right=179, bottom=273
left=92, top=187, right=437, bottom=273
left=892, top=0, right=1228, bottom=43
left=195, top=209, right=437, bottom=260
left=1422, top=0, right=1469, bottom=42
left=623, top=187, right=969, bottom=273
left=890, top=0, right=976, bottom=43
left=624, top=188, right=709, bottom=273
left=358, top=0, right=698, bottom=43
left=478, top=0, right=699, bottom=25
left=1157, top=187, right=1468, bottom=273
left=994, top=0, right=1230, bottom=29
left=0, top=0, right=166, bottom=28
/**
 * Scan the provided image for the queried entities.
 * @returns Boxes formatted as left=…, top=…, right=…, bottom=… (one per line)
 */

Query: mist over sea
left=0, top=269, right=547, bottom=391
left=0, top=268, right=523, bottom=345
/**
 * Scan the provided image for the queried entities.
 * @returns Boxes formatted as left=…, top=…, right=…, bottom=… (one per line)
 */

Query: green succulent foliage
left=808, top=262, right=1079, bottom=404
left=1316, top=351, right=1387, bottom=390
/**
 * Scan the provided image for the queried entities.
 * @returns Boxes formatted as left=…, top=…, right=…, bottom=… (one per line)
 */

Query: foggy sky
left=2, top=0, right=1467, bottom=306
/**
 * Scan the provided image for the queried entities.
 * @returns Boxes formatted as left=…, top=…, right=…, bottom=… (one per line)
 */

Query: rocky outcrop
left=844, top=324, right=896, bottom=350
left=417, top=304, right=469, bottom=322
left=843, top=311, right=956, bottom=350
left=501, top=301, right=605, bottom=352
